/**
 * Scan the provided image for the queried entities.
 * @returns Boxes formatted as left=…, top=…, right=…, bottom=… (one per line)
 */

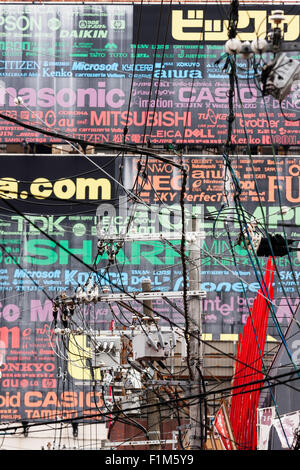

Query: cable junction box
left=92, top=334, right=121, bottom=370
left=132, top=329, right=185, bottom=361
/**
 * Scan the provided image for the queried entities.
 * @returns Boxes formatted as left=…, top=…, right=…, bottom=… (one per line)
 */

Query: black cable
left=2, top=154, right=296, bottom=434
left=0, top=111, right=183, bottom=169
left=2, top=365, right=300, bottom=435
left=220, top=68, right=299, bottom=373
left=123, top=0, right=144, bottom=140
left=233, top=74, right=300, bottom=314
left=148, top=0, right=174, bottom=141
left=0, top=243, right=52, bottom=301
left=179, top=166, right=193, bottom=381
left=141, top=0, right=165, bottom=146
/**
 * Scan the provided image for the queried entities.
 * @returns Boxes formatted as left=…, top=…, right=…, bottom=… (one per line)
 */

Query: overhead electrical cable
left=220, top=59, right=299, bottom=376
left=0, top=111, right=183, bottom=169
left=2, top=365, right=300, bottom=436
left=1, top=190, right=291, bottom=394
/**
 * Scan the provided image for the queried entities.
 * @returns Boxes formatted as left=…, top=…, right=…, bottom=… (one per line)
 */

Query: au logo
left=172, top=9, right=300, bottom=42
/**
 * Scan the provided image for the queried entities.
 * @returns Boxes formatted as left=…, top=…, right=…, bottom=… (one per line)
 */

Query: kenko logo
left=0, top=82, right=125, bottom=108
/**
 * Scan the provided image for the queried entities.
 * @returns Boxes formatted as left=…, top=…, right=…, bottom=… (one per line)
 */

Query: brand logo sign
left=171, top=9, right=299, bottom=41
left=0, top=177, right=111, bottom=201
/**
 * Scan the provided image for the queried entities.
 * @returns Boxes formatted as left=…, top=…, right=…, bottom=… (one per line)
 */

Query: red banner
left=214, top=401, right=235, bottom=450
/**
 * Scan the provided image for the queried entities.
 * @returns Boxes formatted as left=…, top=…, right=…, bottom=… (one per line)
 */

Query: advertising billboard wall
left=0, top=4, right=300, bottom=145
left=0, top=154, right=299, bottom=421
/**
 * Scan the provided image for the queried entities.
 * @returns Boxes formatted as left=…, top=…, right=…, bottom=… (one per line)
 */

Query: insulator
left=251, top=38, right=268, bottom=54
left=224, top=38, right=242, bottom=55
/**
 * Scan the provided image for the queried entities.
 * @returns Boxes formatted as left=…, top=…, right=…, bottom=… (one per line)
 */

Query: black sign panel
left=0, top=155, right=116, bottom=215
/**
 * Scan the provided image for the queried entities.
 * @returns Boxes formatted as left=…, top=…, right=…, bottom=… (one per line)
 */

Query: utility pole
left=53, top=231, right=205, bottom=450
left=142, top=278, right=161, bottom=451
left=189, top=216, right=205, bottom=450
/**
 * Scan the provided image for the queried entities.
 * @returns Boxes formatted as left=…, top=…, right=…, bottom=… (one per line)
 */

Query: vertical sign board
left=0, top=4, right=300, bottom=144
left=0, top=155, right=117, bottom=423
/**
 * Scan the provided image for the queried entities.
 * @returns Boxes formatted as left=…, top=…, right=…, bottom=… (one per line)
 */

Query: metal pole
left=189, top=216, right=204, bottom=450
left=142, top=278, right=161, bottom=451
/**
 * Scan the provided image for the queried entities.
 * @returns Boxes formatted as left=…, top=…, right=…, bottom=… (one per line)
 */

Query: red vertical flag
left=229, top=256, right=275, bottom=450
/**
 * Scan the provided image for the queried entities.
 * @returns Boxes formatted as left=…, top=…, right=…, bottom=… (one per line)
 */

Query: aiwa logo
left=171, top=9, right=300, bottom=42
